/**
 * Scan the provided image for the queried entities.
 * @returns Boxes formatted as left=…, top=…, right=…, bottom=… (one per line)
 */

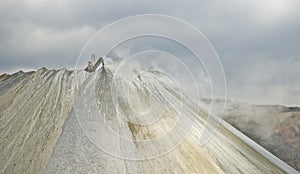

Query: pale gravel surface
left=0, top=68, right=298, bottom=174
left=46, top=68, right=296, bottom=174
left=0, top=68, right=89, bottom=174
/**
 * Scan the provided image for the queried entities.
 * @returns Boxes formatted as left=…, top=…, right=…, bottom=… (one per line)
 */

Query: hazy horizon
left=1, top=0, right=299, bottom=106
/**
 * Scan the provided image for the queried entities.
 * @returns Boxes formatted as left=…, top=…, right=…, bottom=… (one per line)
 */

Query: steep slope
left=46, top=68, right=298, bottom=173
left=0, top=68, right=89, bottom=174
left=1, top=67, right=298, bottom=174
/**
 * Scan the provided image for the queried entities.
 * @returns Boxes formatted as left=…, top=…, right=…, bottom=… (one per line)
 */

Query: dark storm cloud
left=0, top=0, right=299, bottom=105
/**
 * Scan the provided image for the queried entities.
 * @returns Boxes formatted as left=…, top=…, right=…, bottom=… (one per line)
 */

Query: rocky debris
left=223, top=102, right=300, bottom=172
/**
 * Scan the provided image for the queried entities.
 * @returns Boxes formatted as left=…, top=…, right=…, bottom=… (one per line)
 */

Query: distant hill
left=222, top=102, right=300, bottom=171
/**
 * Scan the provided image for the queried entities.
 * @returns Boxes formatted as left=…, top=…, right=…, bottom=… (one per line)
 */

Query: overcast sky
left=0, top=0, right=299, bottom=106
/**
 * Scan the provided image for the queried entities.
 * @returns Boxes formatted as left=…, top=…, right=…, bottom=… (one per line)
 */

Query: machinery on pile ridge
left=84, top=54, right=104, bottom=72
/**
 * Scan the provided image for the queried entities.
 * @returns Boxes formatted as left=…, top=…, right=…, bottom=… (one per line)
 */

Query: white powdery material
left=0, top=68, right=89, bottom=174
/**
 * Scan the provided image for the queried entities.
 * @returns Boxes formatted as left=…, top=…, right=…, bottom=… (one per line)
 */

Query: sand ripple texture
left=0, top=68, right=298, bottom=174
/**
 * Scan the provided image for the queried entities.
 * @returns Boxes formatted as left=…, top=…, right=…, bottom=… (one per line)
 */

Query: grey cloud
left=0, top=0, right=299, bottom=106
